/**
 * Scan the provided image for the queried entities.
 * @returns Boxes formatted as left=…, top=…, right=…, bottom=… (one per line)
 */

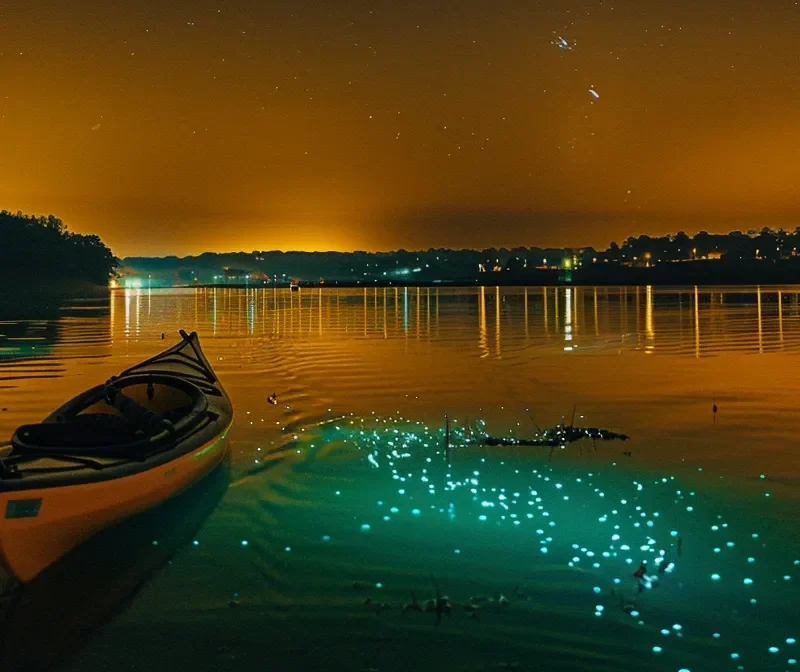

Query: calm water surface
left=1, top=286, right=799, bottom=672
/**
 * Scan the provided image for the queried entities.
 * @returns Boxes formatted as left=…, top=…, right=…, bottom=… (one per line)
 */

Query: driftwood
left=482, top=427, right=628, bottom=447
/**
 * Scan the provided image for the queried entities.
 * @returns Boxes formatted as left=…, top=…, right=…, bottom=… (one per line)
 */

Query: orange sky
left=2, top=1, right=799, bottom=257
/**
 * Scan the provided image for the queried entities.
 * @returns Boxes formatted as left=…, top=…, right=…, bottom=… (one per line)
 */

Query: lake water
left=1, top=286, right=799, bottom=672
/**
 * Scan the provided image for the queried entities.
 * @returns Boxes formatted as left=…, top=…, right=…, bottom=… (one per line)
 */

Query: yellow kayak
left=0, top=330, right=232, bottom=584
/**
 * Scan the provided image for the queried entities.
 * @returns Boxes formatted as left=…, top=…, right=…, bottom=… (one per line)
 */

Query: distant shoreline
left=147, top=260, right=800, bottom=289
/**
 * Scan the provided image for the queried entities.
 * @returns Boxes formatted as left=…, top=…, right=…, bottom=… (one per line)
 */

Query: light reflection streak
left=436, top=289, right=440, bottom=337
left=757, top=286, right=763, bottom=355
left=248, top=289, right=255, bottom=335
left=416, top=287, right=421, bottom=340
left=543, top=287, right=548, bottom=333
left=524, top=287, right=529, bottom=340
left=135, top=289, right=140, bottom=335
left=403, top=287, right=409, bottom=333
left=554, top=287, right=559, bottom=331
left=110, top=289, right=116, bottom=341
left=478, top=286, right=488, bottom=358
left=565, top=287, right=573, bottom=343
left=495, top=286, right=501, bottom=357
left=693, top=286, right=700, bottom=358
left=212, top=288, right=217, bottom=334
left=426, top=288, right=431, bottom=339
left=645, top=285, right=654, bottom=353
left=124, top=288, right=131, bottom=335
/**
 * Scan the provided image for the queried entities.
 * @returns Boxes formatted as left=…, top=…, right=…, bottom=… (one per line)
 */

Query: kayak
left=0, top=330, right=232, bottom=584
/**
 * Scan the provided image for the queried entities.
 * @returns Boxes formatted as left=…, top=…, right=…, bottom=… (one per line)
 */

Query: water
left=1, top=286, right=799, bottom=671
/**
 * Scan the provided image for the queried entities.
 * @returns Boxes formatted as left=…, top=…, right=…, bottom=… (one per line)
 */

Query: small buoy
left=161, top=332, right=165, bottom=340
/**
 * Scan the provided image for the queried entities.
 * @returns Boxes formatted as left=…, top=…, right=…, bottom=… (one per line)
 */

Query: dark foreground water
left=1, top=286, right=799, bottom=672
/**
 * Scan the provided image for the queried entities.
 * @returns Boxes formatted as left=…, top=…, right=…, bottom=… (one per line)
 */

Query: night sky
left=2, top=1, right=799, bottom=257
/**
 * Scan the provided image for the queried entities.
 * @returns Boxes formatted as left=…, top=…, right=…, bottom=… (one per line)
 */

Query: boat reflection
left=0, top=460, right=230, bottom=672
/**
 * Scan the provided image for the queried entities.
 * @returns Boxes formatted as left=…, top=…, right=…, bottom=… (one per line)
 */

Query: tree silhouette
left=0, top=210, right=118, bottom=287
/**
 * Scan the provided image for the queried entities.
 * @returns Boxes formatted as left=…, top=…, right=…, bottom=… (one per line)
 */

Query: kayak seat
left=10, top=414, right=145, bottom=457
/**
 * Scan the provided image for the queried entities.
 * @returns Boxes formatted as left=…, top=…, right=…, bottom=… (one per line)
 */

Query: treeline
left=605, top=227, right=800, bottom=263
left=0, top=210, right=117, bottom=286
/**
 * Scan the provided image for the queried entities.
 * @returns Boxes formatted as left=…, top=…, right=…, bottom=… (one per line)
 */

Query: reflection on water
left=2, top=286, right=800, bottom=671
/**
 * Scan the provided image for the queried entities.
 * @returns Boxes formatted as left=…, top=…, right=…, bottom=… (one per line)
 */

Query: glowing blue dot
left=361, top=524, right=371, bottom=532
left=672, top=624, right=682, bottom=631
left=192, top=540, right=199, bottom=546
left=240, top=540, right=248, bottom=546
left=713, top=633, right=721, bottom=639
left=593, top=586, right=601, bottom=594
left=769, top=647, right=779, bottom=653
left=743, top=578, right=753, bottom=585
left=322, top=535, right=331, bottom=542
left=540, top=547, right=548, bottom=554
left=789, top=659, right=798, bottom=665
left=788, top=638, right=797, bottom=645
left=652, top=646, right=662, bottom=653
left=376, top=582, right=383, bottom=588
left=479, top=515, right=487, bottom=521
left=284, top=546, right=291, bottom=552
left=335, top=491, right=341, bottom=495
left=730, top=653, right=739, bottom=659
left=595, top=605, right=604, bottom=611
left=670, top=530, right=679, bottom=537
left=747, top=557, right=755, bottom=563
left=785, top=575, right=792, bottom=581
left=454, top=549, right=461, bottom=554
left=726, top=541, right=735, bottom=548
left=411, top=508, right=421, bottom=515
left=711, top=573, right=721, bottom=581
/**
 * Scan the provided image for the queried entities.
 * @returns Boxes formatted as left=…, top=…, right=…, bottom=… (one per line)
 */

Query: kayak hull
left=0, top=427, right=229, bottom=583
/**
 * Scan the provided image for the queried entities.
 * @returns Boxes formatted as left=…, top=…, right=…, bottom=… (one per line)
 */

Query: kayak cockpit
left=5, top=374, right=210, bottom=467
